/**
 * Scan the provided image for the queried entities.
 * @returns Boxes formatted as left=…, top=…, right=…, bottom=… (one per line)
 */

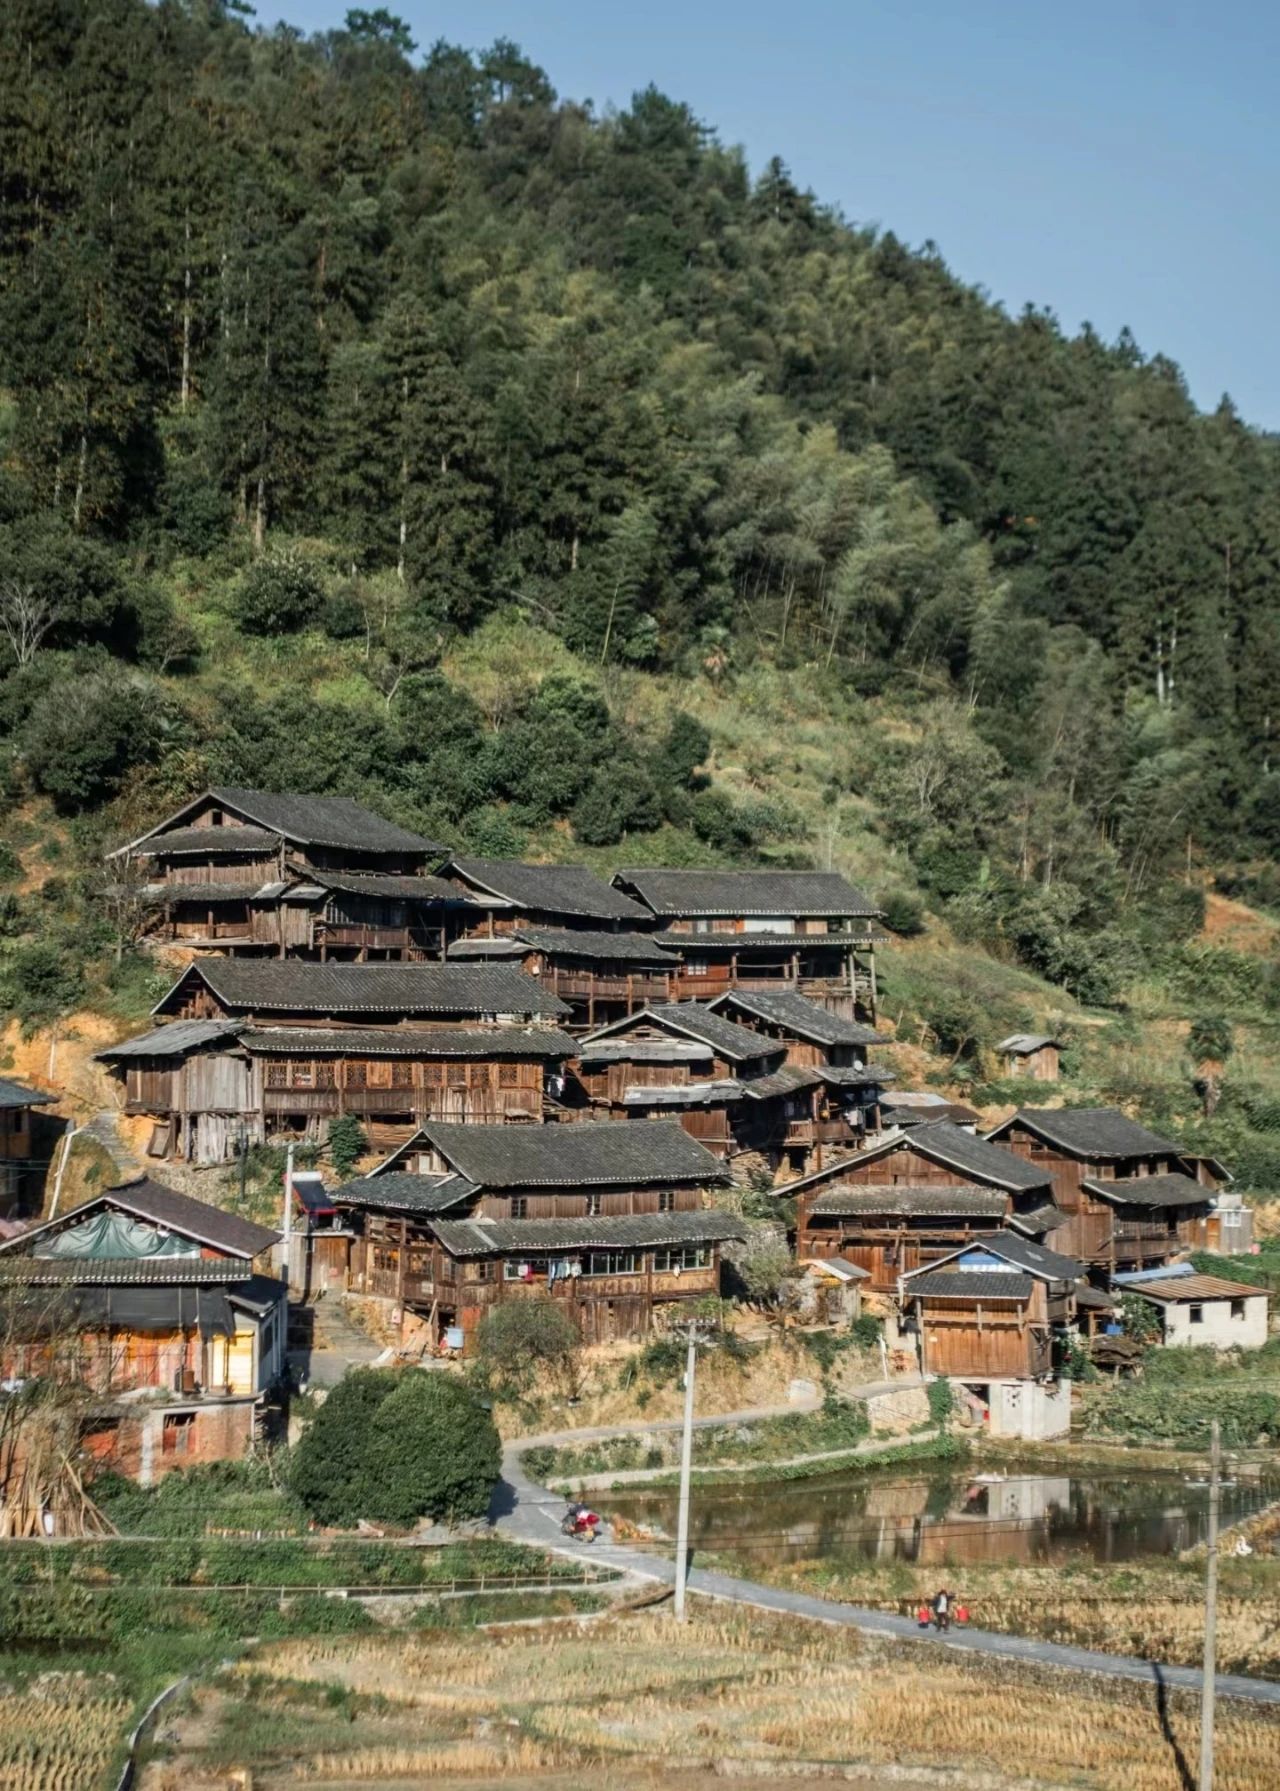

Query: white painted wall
left=990, top=1378, right=1071, bottom=1440
left=1154, top=1293, right=1268, bottom=1350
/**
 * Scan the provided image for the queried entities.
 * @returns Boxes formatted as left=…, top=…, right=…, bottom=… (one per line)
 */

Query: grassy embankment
left=136, top=1605, right=1280, bottom=1791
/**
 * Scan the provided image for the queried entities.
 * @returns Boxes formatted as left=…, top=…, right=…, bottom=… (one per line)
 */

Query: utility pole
left=1199, top=1417, right=1221, bottom=1791
left=672, top=1318, right=715, bottom=1622
left=282, top=1141, right=295, bottom=1292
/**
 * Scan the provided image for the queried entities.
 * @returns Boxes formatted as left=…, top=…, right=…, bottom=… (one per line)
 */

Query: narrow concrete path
left=492, top=1413, right=1280, bottom=1709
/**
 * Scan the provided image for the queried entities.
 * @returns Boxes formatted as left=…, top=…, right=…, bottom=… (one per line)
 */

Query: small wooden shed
left=996, top=1035, right=1061, bottom=1082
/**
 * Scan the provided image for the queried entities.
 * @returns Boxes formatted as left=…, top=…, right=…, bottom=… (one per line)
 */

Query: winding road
left=491, top=1403, right=1280, bottom=1709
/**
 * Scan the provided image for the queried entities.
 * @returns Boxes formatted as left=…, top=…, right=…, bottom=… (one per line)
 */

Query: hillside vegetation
left=1, top=3, right=1278, bottom=1197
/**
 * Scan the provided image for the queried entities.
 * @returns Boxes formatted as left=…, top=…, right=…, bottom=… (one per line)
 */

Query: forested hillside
left=1, top=2, right=1278, bottom=1186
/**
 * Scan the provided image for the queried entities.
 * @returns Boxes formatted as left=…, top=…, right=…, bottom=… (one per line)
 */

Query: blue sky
left=275, top=1, right=1280, bottom=427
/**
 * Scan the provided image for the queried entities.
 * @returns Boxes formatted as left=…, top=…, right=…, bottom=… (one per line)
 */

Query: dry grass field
left=138, top=1605, right=1280, bottom=1791
left=0, top=1674, right=131, bottom=1790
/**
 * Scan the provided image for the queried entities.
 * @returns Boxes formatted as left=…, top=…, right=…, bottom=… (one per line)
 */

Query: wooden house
left=898, top=1237, right=1077, bottom=1439
left=784, top=1121, right=1061, bottom=1292
left=611, top=868, right=884, bottom=1020
left=704, top=988, right=895, bottom=1147
left=985, top=1108, right=1218, bottom=1274
left=0, top=1078, right=56, bottom=1216
left=0, top=1176, right=284, bottom=1486
left=996, top=1035, right=1062, bottom=1082
left=439, top=857, right=668, bottom=1026
left=98, top=963, right=573, bottom=1164
left=113, top=786, right=454, bottom=959
left=334, top=1119, right=740, bottom=1349
left=573, top=1003, right=847, bottom=1175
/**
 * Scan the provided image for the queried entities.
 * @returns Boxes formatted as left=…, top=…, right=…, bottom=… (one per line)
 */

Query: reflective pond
left=601, top=1463, right=1280, bottom=1567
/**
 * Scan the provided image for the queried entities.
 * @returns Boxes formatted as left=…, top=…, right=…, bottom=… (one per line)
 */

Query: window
left=162, top=1412, right=196, bottom=1456
left=586, top=1192, right=602, bottom=1217
left=510, top=1197, right=528, bottom=1219
left=346, top=1060, right=367, bottom=1089
left=423, top=1062, right=443, bottom=1086
left=1231, top=1299, right=1246, bottom=1320
left=474, top=1260, right=493, bottom=1282
left=439, top=1253, right=455, bottom=1281
left=447, top=1061, right=467, bottom=1086
left=290, top=1062, right=315, bottom=1089
left=653, top=1245, right=710, bottom=1272
left=391, top=1060, right=414, bottom=1089
left=498, top=1063, right=519, bottom=1088
left=1189, top=1303, right=1204, bottom=1325
left=658, top=1189, right=675, bottom=1213
left=265, top=1061, right=287, bottom=1089
left=583, top=1250, right=640, bottom=1276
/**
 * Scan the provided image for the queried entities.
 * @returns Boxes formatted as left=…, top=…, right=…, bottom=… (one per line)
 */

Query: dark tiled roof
left=447, top=857, right=651, bottom=922
left=654, top=930, right=869, bottom=950
left=331, top=1172, right=477, bottom=1214
left=432, top=1209, right=744, bottom=1256
left=96, top=1020, right=242, bottom=1062
left=133, top=824, right=280, bottom=857
left=228, top=1273, right=290, bottom=1314
left=740, top=1064, right=825, bottom=1100
left=157, top=961, right=570, bottom=1019
left=239, top=1026, right=575, bottom=1059
left=416, top=1119, right=730, bottom=1189
left=0, top=1176, right=279, bottom=1261
left=143, top=881, right=259, bottom=903
left=0, top=1077, right=53, bottom=1109
left=995, top=1107, right=1182, bottom=1159
left=620, top=1004, right=778, bottom=1064
left=893, top=1121, right=1053, bottom=1191
left=616, top=868, right=880, bottom=918
left=967, top=1233, right=1084, bottom=1281
left=209, top=788, right=441, bottom=853
left=709, top=989, right=888, bottom=1047
left=512, top=926, right=676, bottom=964
left=883, top=1101, right=980, bottom=1128
left=809, top=1186, right=1008, bottom=1219
left=1081, top=1172, right=1214, bottom=1210
left=1008, top=1198, right=1069, bottom=1238
left=302, top=869, right=470, bottom=902
left=0, top=1256, right=251, bottom=1285
left=906, top=1270, right=1035, bottom=1301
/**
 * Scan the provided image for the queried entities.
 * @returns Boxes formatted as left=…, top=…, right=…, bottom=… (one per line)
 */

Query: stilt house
left=112, top=786, right=454, bottom=960
left=611, top=868, right=884, bottom=1020
left=333, top=1119, right=739, bottom=1350
left=98, top=963, right=573, bottom=1163
left=783, top=1121, right=1061, bottom=1292
left=985, top=1108, right=1219, bottom=1273
left=0, top=1079, right=56, bottom=1216
left=440, top=856, right=671, bottom=1026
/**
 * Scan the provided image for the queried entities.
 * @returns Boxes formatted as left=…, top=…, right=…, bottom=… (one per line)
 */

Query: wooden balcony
left=546, top=972, right=671, bottom=1003
left=263, top=1089, right=340, bottom=1116
left=315, top=924, right=436, bottom=956
left=403, top=1266, right=718, bottom=1307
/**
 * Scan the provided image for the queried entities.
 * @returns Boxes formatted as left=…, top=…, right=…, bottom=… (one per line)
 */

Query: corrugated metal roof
left=446, top=857, right=651, bottom=922
left=432, top=1209, right=745, bottom=1256
left=96, top=1019, right=242, bottom=1061
left=239, top=1026, right=576, bottom=1059
left=906, top=1270, right=1034, bottom=1300
left=809, top=1186, right=1008, bottom=1219
left=1132, top=1274, right=1268, bottom=1303
left=709, top=989, right=888, bottom=1046
left=997, top=1034, right=1059, bottom=1054
left=157, top=961, right=570, bottom=1019
left=621, top=1080, right=742, bottom=1107
left=417, top=1118, right=730, bottom=1189
left=1081, top=1172, right=1212, bottom=1209
left=616, top=868, right=881, bottom=918
left=992, top=1107, right=1183, bottom=1159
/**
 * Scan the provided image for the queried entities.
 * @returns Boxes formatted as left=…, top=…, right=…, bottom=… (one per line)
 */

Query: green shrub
left=326, top=1115, right=368, bottom=1179
left=850, top=1313, right=883, bottom=1347
left=926, top=1377, right=955, bottom=1431
left=290, top=1369, right=501, bottom=1527
left=236, top=551, right=323, bottom=635
left=474, top=1298, right=582, bottom=1397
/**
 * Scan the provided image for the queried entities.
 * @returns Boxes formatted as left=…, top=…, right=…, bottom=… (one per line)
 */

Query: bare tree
left=92, top=852, right=159, bottom=964
left=0, top=580, right=61, bottom=667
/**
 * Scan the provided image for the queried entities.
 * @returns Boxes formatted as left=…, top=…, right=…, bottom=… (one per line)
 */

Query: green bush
left=327, top=1114, right=368, bottom=1178
left=926, top=1377, right=955, bottom=1431
left=236, top=551, right=324, bottom=635
left=474, top=1297, right=582, bottom=1397
left=290, top=1369, right=501, bottom=1527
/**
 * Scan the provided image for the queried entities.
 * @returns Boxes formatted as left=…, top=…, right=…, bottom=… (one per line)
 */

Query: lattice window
left=316, top=1061, right=336, bottom=1089
left=423, top=1062, right=443, bottom=1086
left=498, top=1063, right=519, bottom=1087
left=265, top=1062, right=287, bottom=1089
left=346, top=1060, right=368, bottom=1089
left=391, top=1060, right=414, bottom=1089
left=447, top=1062, right=467, bottom=1086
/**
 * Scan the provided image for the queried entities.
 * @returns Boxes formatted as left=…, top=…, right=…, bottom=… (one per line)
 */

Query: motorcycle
left=561, top=1507, right=601, bottom=1542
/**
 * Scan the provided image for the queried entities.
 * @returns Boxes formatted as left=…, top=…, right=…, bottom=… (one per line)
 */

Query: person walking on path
left=933, top=1588, right=951, bottom=1632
